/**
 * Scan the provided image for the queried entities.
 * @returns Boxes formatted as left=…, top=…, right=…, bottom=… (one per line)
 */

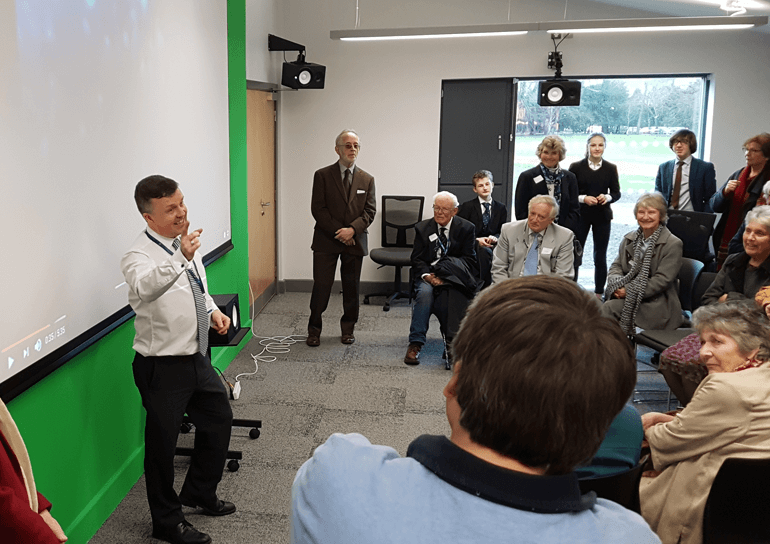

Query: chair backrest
left=381, top=196, right=425, bottom=247
left=703, top=457, right=770, bottom=544
left=692, top=271, right=718, bottom=311
left=677, top=257, right=705, bottom=313
left=667, top=209, right=717, bottom=264
left=578, top=454, right=648, bottom=514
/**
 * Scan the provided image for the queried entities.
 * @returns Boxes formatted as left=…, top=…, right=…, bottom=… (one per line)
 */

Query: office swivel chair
left=364, top=195, right=425, bottom=311
left=667, top=209, right=717, bottom=271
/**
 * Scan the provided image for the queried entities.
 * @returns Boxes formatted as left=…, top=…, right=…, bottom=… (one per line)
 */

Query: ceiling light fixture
left=330, top=15, right=766, bottom=41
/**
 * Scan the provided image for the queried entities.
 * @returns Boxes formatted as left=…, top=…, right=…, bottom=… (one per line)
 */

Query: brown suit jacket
left=311, top=162, right=376, bottom=256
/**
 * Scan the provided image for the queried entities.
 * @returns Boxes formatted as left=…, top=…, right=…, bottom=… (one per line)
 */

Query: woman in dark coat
left=710, top=133, right=770, bottom=269
left=514, top=135, right=580, bottom=235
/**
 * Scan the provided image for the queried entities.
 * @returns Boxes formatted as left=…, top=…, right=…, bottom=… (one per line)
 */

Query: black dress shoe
left=306, top=334, right=320, bottom=347
left=341, top=334, right=355, bottom=344
left=181, top=497, right=237, bottom=517
left=152, top=521, right=211, bottom=544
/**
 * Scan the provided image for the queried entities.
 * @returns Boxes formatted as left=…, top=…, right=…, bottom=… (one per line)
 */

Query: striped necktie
left=173, top=238, right=209, bottom=356
left=482, top=202, right=491, bottom=229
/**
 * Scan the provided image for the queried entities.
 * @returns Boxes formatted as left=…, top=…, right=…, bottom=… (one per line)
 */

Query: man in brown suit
left=307, top=130, right=376, bottom=346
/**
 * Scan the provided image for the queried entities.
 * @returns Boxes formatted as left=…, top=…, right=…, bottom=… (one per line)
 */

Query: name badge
left=533, top=175, right=544, bottom=184
left=429, top=233, right=438, bottom=242
left=357, top=189, right=365, bottom=194
left=542, top=247, right=553, bottom=256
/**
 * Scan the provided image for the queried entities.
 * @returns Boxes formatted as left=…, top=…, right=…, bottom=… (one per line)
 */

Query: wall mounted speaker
left=282, top=62, right=326, bottom=89
left=208, top=293, right=241, bottom=346
left=538, top=80, right=581, bottom=107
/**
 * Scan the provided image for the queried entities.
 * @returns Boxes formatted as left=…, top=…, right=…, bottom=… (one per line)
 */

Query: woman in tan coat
left=640, top=301, right=770, bottom=544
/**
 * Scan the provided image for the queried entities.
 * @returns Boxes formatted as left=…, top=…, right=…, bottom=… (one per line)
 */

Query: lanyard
left=144, top=230, right=205, bottom=293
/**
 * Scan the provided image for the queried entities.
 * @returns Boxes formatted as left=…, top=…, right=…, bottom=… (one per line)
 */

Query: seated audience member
left=569, top=132, right=621, bottom=294
left=457, top=170, right=508, bottom=288
left=404, top=192, right=479, bottom=366
left=640, top=301, right=770, bottom=544
left=491, top=195, right=574, bottom=283
left=514, top=135, right=580, bottom=234
left=574, top=403, right=644, bottom=479
left=727, top=180, right=770, bottom=254
left=601, top=193, right=683, bottom=334
left=660, top=205, right=770, bottom=405
left=1, top=398, right=68, bottom=543
left=710, top=132, right=770, bottom=269
left=653, top=129, right=716, bottom=212
left=291, top=276, right=661, bottom=544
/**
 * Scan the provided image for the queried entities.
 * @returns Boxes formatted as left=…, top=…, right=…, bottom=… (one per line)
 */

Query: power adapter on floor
left=232, top=381, right=241, bottom=400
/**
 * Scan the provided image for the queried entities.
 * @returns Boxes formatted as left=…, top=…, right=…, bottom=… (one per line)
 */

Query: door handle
left=498, top=135, right=501, bottom=150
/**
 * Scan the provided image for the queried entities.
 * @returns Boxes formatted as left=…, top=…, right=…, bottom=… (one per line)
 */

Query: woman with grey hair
left=727, top=179, right=770, bottom=254
left=601, top=192, right=683, bottom=333
left=514, top=135, right=580, bottom=234
left=640, top=301, right=770, bottom=544
left=660, top=204, right=770, bottom=405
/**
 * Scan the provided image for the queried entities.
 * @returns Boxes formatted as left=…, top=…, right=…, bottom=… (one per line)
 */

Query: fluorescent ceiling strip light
left=543, top=15, right=766, bottom=33
left=549, top=24, right=754, bottom=32
left=331, top=23, right=538, bottom=41
left=340, top=31, right=527, bottom=41
left=331, top=15, right=766, bottom=40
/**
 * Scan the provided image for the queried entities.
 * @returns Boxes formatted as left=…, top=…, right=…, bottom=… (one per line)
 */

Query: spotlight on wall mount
left=268, top=34, right=326, bottom=90
left=538, top=35, right=581, bottom=107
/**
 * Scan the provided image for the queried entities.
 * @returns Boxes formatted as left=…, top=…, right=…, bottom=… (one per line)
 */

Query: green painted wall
left=6, top=1, right=248, bottom=542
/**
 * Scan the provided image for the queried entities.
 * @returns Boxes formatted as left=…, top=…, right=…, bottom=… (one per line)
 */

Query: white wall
left=247, top=0, right=770, bottom=283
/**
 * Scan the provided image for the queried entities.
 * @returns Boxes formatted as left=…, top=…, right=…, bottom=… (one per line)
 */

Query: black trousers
left=575, top=213, right=611, bottom=294
left=132, top=352, right=233, bottom=530
left=308, top=251, right=363, bottom=336
left=477, top=244, right=494, bottom=288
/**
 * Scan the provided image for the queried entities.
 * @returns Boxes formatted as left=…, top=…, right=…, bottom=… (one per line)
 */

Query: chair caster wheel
left=227, top=460, right=240, bottom=472
left=364, top=296, right=370, bottom=305
left=249, top=428, right=261, bottom=439
left=383, top=304, right=390, bottom=312
left=180, top=422, right=193, bottom=434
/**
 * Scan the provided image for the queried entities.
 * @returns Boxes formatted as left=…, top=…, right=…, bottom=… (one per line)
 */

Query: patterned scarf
left=539, top=163, right=564, bottom=223
left=717, top=167, right=753, bottom=269
left=604, top=225, right=664, bottom=334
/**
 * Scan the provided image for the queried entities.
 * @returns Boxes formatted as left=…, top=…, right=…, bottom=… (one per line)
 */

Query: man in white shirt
left=654, top=129, right=716, bottom=212
left=121, top=175, right=235, bottom=544
left=491, top=195, right=574, bottom=283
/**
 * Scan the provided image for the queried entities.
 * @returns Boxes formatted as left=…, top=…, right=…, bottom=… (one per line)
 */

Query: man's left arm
left=197, top=256, right=231, bottom=335
left=702, top=161, right=717, bottom=212
left=347, top=175, right=376, bottom=238
left=553, top=230, right=575, bottom=280
left=458, top=222, right=479, bottom=278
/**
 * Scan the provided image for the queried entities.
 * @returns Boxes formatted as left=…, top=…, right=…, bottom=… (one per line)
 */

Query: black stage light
left=538, top=79, right=581, bottom=107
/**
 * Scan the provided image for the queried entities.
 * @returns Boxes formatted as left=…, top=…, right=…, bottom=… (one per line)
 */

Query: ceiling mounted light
left=330, top=15, right=766, bottom=41
left=543, top=15, right=766, bottom=33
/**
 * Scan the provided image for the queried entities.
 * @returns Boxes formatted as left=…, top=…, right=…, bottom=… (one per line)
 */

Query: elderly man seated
left=404, top=191, right=479, bottom=366
left=291, top=276, right=660, bottom=544
left=491, top=195, right=575, bottom=283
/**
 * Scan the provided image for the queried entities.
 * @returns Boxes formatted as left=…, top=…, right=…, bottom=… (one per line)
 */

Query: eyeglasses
left=433, top=205, right=455, bottom=213
left=744, top=147, right=762, bottom=154
left=337, top=143, right=360, bottom=151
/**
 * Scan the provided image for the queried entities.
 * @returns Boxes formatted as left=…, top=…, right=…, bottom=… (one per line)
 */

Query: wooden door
left=247, top=89, right=276, bottom=313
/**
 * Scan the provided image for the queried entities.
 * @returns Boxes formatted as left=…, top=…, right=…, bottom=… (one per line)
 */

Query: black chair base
left=364, top=290, right=411, bottom=311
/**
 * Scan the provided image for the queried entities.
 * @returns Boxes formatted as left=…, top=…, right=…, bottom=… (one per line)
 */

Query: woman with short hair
left=601, top=192, right=683, bottom=333
left=640, top=301, right=770, bottom=544
left=514, top=135, right=580, bottom=234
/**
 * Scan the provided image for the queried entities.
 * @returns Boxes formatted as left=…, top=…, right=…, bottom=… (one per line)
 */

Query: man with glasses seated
left=404, top=192, right=479, bottom=367
left=307, top=129, right=376, bottom=347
